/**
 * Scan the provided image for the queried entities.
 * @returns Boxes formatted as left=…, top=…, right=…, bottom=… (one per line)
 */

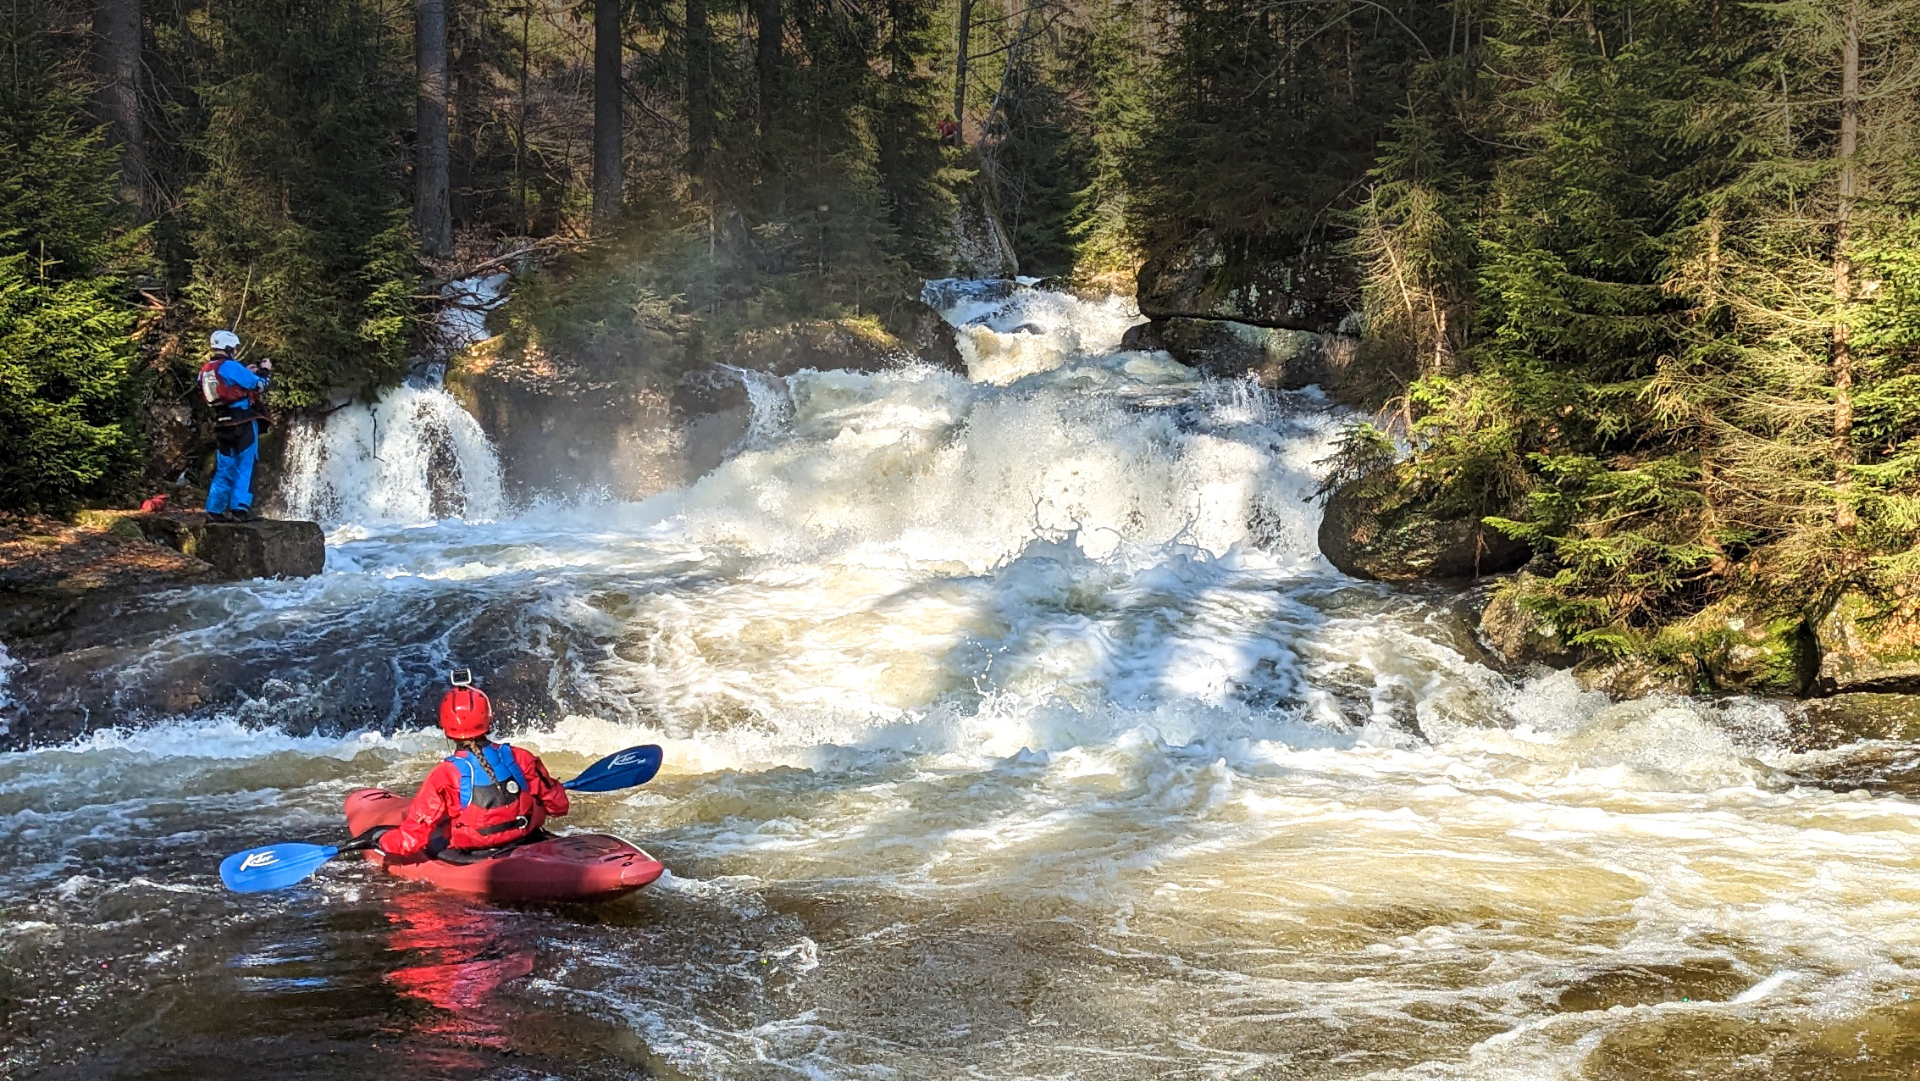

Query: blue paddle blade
left=219, top=842, right=342, bottom=893
left=565, top=744, right=663, bottom=792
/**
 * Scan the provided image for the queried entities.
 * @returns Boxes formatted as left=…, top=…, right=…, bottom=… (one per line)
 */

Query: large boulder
left=1814, top=592, right=1920, bottom=693
left=137, top=515, right=325, bottom=580
left=1120, top=317, right=1345, bottom=389
left=1654, top=601, right=1812, bottom=696
left=1318, top=469, right=1530, bottom=581
left=1477, top=571, right=1582, bottom=670
left=1135, top=228, right=1355, bottom=333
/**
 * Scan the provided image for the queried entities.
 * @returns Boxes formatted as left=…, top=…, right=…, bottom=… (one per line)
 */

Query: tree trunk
left=953, top=0, right=972, bottom=140
left=1832, top=2, right=1859, bottom=533
left=90, top=0, right=143, bottom=210
left=593, top=0, right=624, bottom=222
left=756, top=0, right=779, bottom=137
left=415, top=0, right=453, bottom=256
left=686, top=0, right=711, bottom=183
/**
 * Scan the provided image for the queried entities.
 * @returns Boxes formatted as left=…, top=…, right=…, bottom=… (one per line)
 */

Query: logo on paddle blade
left=239, top=852, right=280, bottom=870
left=611, top=752, right=646, bottom=767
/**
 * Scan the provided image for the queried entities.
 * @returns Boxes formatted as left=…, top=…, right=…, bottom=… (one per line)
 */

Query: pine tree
left=0, top=0, right=140, bottom=510
left=182, top=0, right=419, bottom=407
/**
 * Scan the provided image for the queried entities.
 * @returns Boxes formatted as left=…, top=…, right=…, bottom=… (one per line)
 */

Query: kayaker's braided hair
left=454, top=735, right=502, bottom=783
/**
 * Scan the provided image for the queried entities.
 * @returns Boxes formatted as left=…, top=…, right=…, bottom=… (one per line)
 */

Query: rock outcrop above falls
left=1125, top=231, right=1360, bottom=394
left=451, top=304, right=963, bottom=502
left=1136, top=229, right=1355, bottom=332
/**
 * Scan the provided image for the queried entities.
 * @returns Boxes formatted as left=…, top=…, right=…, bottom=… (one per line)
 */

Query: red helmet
left=438, top=686, right=492, bottom=738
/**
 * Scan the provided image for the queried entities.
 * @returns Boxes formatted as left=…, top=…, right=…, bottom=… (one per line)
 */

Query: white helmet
left=209, top=329, right=241, bottom=352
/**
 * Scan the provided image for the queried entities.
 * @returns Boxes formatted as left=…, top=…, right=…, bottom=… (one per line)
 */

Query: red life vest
left=444, top=743, right=544, bottom=850
left=198, top=359, right=252, bottom=406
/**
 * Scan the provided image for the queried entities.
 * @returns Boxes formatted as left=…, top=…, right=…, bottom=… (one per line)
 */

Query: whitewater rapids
left=4, top=282, right=1920, bottom=1080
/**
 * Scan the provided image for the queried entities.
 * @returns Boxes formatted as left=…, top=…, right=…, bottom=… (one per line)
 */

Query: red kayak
left=343, top=787, right=665, bottom=903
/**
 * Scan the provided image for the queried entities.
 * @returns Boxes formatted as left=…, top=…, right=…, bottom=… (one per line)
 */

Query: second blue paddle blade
left=565, top=744, right=663, bottom=792
left=219, top=842, right=340, bottom=893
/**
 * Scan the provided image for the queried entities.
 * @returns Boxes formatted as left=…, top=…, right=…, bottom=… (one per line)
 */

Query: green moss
left=1645, top=600, right=1811, bottom=697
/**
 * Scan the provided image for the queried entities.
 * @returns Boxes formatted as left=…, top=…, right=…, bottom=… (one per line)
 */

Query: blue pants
left=207, top=434, right=258, bottom=515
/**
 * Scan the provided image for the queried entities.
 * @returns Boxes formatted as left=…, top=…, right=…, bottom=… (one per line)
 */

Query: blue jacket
left=212, top=358, right=267, bottom=426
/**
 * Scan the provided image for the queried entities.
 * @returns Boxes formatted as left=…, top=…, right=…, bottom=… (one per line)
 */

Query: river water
left=5, top=282, right=1920, bottom=1079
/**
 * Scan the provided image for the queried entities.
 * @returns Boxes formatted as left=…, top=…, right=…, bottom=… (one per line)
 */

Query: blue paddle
left=563, top=743, right=662, bottom=792
left=219, top=743, right=665, bottom=894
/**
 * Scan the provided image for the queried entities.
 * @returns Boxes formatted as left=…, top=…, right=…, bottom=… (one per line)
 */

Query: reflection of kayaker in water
left=373, top=670, right=571, bottom=861
left=382, top=889, right=535, bottom=1051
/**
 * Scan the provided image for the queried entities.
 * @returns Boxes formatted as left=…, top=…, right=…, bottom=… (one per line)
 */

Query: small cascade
left=274, top=274, right=510, bottom=527
left=278, top=386, right=505, bottom=525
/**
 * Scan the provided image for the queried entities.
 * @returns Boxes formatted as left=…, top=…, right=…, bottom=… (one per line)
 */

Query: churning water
left=5, top=282, right=1920, bottom=1080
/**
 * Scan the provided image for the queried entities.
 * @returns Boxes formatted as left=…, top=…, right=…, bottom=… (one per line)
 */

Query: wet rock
left=1135, top=228, right=1356, bottom=333
left=921, top=277, right=1020, bottom=312
left=1653, top=600, right=1812, bottom=696
left=896, top=299, right=966, bottom=372
left=1813, top=591, right=1920, bottom=693
left=137, top=515, right=324, bottom=580
left=1794, top=693, right=1920, bottom=751
left=1570, top=655, right=1693, bottom=698
left=1317, top=469, right=1530, bottom=582
left=1476, top=572, right=1582, bottom=671
left=1120, top=316, right=1345, bottom=390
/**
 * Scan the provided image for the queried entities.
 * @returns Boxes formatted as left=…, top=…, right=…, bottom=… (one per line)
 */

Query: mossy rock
left=1647, top=599, right=1813, bottom=697
left=1318, top=465, right=1530, bottom=582
left=1814, top=592, right=1920, bottom=693
left=1476, top=571, right=1582, bottom=670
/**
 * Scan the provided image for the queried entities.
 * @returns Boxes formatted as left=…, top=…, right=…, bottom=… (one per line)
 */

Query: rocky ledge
left=0, top=512, right=324, bottom=645
left=0, top=513, right=219, bottom=643
left=1471, top=571, right=1920, bottom=700
left=135, top=515, right=326, bottom=581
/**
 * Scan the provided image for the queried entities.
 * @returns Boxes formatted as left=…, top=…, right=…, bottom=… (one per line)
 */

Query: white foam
left=278, top=384, right=505, bottom=527
left=10, top=280, right=1917, bottom=1081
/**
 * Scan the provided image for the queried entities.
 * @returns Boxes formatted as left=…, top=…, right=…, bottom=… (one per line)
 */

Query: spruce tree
left=182, top=0, right=418, bottom=407
left=0, top=0, right=140, bottom=510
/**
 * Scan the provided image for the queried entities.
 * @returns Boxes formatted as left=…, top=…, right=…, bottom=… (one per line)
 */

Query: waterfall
left=277, top=385, right=505, bottom=526
left=274, top=273, right=510, bottom=527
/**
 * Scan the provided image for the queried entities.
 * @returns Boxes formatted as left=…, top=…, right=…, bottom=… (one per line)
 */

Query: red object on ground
left=140, top=494, right=169, bottom=513
left=345, top=787, right=664, bottom=903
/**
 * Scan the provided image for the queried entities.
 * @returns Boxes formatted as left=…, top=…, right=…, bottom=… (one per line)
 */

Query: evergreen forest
left=4, top=0, right=1919, bottom=665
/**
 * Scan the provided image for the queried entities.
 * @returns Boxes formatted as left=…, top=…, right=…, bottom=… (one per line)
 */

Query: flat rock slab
left=138, top=516, right=325, bottom=580
left=0, top=513, right=219, bottom=642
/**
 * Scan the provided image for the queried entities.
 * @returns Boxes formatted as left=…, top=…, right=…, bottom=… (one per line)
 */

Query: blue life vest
left=447, top=742, right=530, bottom=809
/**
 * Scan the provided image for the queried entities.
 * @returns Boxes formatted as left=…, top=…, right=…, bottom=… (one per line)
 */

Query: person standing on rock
left=198, top=330, right=271, bottom=523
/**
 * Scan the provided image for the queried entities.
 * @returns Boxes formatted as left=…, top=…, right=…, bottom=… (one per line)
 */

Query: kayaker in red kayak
left=374, top=670, right=571, bottom=860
